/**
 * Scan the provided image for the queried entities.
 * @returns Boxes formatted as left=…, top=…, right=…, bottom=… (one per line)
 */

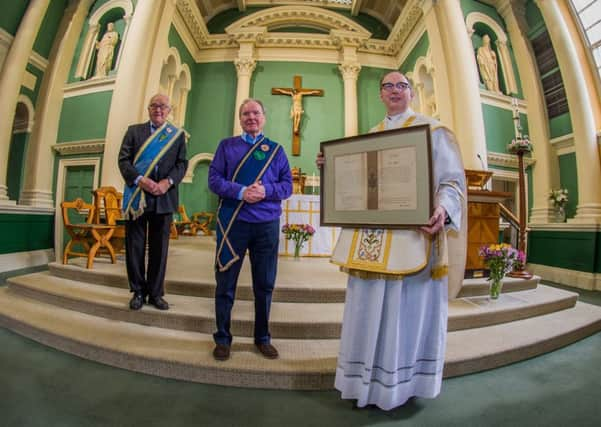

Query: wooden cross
left=272, top=75, right=324, bottom=156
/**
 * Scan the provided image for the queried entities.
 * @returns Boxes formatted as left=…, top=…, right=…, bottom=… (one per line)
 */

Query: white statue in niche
left=93, top=22, right=119, bottom=78
left=476, top=34, right=500, bottom=93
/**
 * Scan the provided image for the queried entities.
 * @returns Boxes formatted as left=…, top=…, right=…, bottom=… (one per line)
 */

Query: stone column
left=233, top=56, right=257, bottom=136
left=432, top=0, right=488, bottom=170
left=338, top=62, right=361, bottom=136
left=498, top=0, right=556, bottom=224
left=536, top=0, right=601, bottom=223
left=421, top=0, right=455, bottom=129
left=101, top=0, right=170, bottom=189
left=0, top=0, right=51, bottom=203
left=19, top=0, right=95, bottom=208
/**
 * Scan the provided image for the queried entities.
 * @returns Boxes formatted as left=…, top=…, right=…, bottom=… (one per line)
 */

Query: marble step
left=48, top=260, right=540, bottom=304
left=7, top=272, right=576, bottom=337
left=1, top=287, right=600, bottom=390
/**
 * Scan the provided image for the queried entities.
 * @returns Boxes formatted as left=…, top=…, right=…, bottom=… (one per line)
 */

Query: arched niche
left=184, top=153, right=214, bottom=183
left=407, top=52, right=438, bottom=119
left=160, top=47, right=192, bottom=127
left=75, top=0, right=133, bottom=80
left=466, top=12, right=518, bottom=96
left=7, top=95, right=35, bottom=201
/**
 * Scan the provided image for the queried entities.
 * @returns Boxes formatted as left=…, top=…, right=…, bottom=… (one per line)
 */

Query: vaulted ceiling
left=194, top=0, right=407, bottom=30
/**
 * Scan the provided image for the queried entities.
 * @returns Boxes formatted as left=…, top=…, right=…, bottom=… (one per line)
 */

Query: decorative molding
left=550, top=133, right=575, bottom=155
left=338, top=62, right=361, bottom=79
left=52, top=140, right=105, bottom=155
left=63, top=76, right=116, bottom=98
left=13, top=94, right=35, bottom=133
left=0, top=27, right=48, bottom=70
left=226, top=6, right=371, bottom=36
left=234, top=57, right=257, bottom=76
left=184, top=153, right=214, bottom=183
left=382, top=1, right=422, bottom=56
left=488, top=151, right=536, bottom=169
left=480, top=89, right=527, bottom=112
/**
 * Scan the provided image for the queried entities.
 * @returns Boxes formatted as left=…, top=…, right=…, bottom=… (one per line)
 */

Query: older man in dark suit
left=118, top=93, right=188, bottom=311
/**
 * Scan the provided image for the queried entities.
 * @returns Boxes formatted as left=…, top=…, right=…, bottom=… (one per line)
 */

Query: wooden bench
left=173, top=205, right=214, bottom=237
left=92, top=186, right=125, bottom=252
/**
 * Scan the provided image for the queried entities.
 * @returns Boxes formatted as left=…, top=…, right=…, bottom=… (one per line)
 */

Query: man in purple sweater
left=208, top=99, right=292, bottom=361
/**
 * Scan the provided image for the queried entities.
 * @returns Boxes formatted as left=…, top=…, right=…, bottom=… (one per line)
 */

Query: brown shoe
left=255, top=343, right=279, bottom=359
left=213, top=344, right=230, bottom=361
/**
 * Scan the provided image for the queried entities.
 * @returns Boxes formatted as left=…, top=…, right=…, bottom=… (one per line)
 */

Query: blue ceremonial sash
left=215, top=137, right=281, bottom=272
left=122, top=122, right=183, bottom=220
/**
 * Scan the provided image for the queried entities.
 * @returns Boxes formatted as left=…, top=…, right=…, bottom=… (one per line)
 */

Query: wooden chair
left=92, top=186, right=125, bottom=252
left=192, top=211, right=214, bottom=236
left=173, top=205, right=199, bottom=236
left=62, top=198, right=117, bottom=269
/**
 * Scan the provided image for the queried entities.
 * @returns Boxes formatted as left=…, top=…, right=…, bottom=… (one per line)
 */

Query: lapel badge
left=166, top=126, right=172, bottom=133
left=260, top=144, right=270, bottom=152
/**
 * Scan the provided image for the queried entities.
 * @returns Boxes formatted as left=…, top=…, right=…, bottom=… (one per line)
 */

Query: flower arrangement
left=282, top=223, right=316, bottom=258
left=549, top=188, right=568, bottom=208
left=479, top=243, right=519, bottom=299
left=507, top=136, right=533, bottom=154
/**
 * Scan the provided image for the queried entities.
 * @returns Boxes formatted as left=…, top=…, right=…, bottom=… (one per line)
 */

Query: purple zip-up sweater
left=208, top=136, right=293, bottom=223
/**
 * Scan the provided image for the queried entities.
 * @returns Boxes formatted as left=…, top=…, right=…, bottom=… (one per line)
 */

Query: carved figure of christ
left=272, top=75, right=324, bottom=156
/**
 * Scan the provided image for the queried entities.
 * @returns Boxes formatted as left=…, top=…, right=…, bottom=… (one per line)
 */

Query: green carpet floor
left=1, top=267, right=600, bottom=427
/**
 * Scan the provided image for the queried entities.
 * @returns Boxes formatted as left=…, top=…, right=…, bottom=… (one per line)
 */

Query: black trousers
left=125, top=211, right=172, bottom=298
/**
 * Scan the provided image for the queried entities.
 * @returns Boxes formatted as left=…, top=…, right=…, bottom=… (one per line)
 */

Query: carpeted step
left=7, top=272, right=578, bottom=337
left=49, top=258, right=348, bottom=303
left=457, top=276, right=539, bottom=297
left=7, top=272, right=344, bottom=339
left=1, top=287, right=600, bottom=390
left=444, top=301, right=601, bottom=377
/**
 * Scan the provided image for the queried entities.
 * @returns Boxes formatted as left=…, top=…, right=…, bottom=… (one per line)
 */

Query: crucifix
left=272, top=75, right=324, bottom=156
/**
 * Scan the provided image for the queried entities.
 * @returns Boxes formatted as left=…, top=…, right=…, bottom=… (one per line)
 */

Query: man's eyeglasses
left=148, top=103, right=170, bottom=110
left=381, top=82, right=411, bottom=91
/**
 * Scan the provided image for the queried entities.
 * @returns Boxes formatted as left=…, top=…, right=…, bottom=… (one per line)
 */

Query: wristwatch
left=167, top=177, right=174, bottom=186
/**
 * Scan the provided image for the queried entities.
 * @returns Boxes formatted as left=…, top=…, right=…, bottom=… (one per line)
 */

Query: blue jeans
left=214, top=219, right=279, bottom=345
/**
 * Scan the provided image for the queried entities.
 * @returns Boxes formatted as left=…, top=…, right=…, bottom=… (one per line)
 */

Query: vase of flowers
left=479, top=243, right=519, bottom=299
left=281, top=223, right=316, bottom=259
left=549, top=188, right=568, bottom=222
left=507, top=136, right=533, bottom=155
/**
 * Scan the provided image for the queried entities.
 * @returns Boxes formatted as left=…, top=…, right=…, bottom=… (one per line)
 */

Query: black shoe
left=255, top=343, right=279, bottom=359
left=213, top=344, right=231, bottom=361
left=129, top=293, right=144, bottom=310
left=148, top=296, right=169, bottom=310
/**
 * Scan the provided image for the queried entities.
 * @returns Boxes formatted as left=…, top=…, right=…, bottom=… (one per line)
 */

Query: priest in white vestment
left=322, top=71, right=466, bottom=410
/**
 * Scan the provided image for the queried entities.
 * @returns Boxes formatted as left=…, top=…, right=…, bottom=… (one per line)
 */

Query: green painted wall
left=57, top=91, right=113, bottom=142
left=528, top=230, right=601, bottom=273
left=481, top=104, right=529, bottom=153
left=20, top=64, right=43, bottom=104
left=525, top=0, right=546, bottom=36
left=185, top=62, right=237, bottom=157
left=357, top=66, right=388, bottom=134
left=0, top=214, right=54, bottom=254
left=558, top=153, right=578, bottom=219
left=252, top=61, right=344, bottom=174
left=549, top=113, right=573, bottom=138
left=460, top=0, right=506, bottom=28
left=7, top=133, right=29, bottom=201
left=179, top=162, right=219, bottom=220
left=0, top=0, right=28, bottom=36
left=33, top=0, right=67, bottom=58
left=400, top=32, right=429, bottom=73
left=169, top=26, right=194, bottom=69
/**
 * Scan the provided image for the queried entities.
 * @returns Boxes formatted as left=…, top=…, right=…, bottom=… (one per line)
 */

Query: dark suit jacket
left=118, top=121, right=188, bottom=214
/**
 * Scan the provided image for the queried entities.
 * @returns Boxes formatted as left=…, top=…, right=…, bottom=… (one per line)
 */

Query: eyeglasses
left=381, top=82, right=411, bottom=91
left=148, top=103, right=170, bottom=110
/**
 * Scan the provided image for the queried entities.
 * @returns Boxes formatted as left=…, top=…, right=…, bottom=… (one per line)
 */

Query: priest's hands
left=243, top=182, right=266, bottom=203
left=420, top=205, right=447, bottom=235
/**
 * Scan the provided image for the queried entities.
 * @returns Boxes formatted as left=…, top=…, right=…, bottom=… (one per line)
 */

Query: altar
left=279, top=194, right=340, bottom=257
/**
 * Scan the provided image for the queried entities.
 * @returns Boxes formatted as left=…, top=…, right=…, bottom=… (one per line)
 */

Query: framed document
left=320, top=124, right=433, bottom=228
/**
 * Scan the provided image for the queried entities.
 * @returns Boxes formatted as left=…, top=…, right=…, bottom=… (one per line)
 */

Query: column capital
left=338, top=62, right=361, bottom=80
left=234, top=58, right=256, bottom=77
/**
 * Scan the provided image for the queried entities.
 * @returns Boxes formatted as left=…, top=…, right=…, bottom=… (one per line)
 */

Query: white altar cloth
left=279, top=194, right=340, bottom=257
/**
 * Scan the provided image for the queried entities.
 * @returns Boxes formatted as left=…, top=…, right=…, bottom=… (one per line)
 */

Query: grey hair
left=238, top=98, right=266, bottom=117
